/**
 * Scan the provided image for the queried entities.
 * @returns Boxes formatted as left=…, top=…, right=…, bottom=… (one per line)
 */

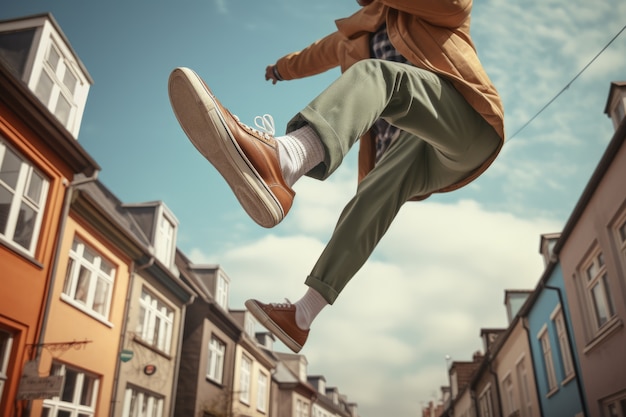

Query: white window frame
left=615, top=213, right=626, bottom=275
left=136, top=288, right=174, bottom=354
left=516, top=357, right=532, bottom=417
left=0, top=139, right=49, bottom=255
left=550, top=305, right=575, bottom=381
left=43, top=363, right=99, bottom=417
left=603, top=390, right=626, bottom=417
left=154, top=212, right=176, bottom=268
left=61, top=237, right=116, bottom=321
left=257, top=371, right=268, bottom=412
left=239, top=355, right=251, bottom=404
left=0, top=330, right=14, bottom=403
left=244, top=314, right=255, bottom=339
left=478, top=385, right=494, bottom=417
left=207, top=336, right=225, bottom=384
left=538, top=325, right=558, bottom=393
left=121, top=385, right=164, bottom=417
left=215, top=272, right=229, bottom=310
left=30, top=28, right=89, bottom=137
left=582, top=249, right=615, bottom=331
left=502, top=373, right=517, bottom=416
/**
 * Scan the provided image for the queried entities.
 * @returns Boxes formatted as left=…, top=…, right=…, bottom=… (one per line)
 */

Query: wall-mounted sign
left=120, top=349, right=133, bottom=363
left=17, top=361, right=63, bottom=400
left=143, top=364, right=157, bottom=376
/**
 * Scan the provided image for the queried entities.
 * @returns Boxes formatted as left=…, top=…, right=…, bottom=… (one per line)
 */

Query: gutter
left=169, top=288, right=195, bottom=417
left=108, top=256, right=153, bottom=417
left=542, top=284, right=589, bottom=417
left=521, top=317, right=545, bottom=417
left=35, top=171, right=99, bottom=359
left=26, top=171, right=99, bottom=417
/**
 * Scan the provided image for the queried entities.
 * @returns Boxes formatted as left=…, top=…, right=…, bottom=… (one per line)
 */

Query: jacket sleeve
left=274, top=31, right=344, bottom=81
left=376, top=0, right=471, bottom=27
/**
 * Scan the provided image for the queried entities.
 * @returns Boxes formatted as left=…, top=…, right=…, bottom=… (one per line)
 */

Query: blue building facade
left=525, top=263, right=586, bottom=417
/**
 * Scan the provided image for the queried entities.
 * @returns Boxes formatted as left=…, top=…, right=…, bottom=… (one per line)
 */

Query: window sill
left=546, top=387, right=559, bottom=398
left=60, top=294, right=113, bottom=328
left=561, top=373, right=576, bottom=387
left=583, top=316, right=623, bottom=355
left=132, top=335, right=173, bottom=360
left=0, top=239, right=43, bottom=269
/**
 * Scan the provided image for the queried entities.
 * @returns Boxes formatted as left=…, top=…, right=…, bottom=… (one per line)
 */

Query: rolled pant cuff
left=305, top=275, right=339, bottom=305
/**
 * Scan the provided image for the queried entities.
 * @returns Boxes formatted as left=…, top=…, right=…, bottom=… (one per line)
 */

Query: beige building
left=490, top=291, right=541, bottom=417
left=230, top=310, right=276, bottom=417
left=555, top=81, right=626, bottom=417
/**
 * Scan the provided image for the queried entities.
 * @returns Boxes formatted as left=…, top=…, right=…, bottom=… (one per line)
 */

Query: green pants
left=286, top=60, right=501, bottom=304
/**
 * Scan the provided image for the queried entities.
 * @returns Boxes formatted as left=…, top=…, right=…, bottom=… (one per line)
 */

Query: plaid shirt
left=370, top=24, right=411, bottom=162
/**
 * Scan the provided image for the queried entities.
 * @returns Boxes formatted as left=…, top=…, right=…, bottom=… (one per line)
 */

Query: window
left=516, top=359, right=532, bottom=417
left=0, top=330, right=13, bottom=403
left=207, top=336, right=225, bottom=384
left=33, top=40, right=83, bottom=134
left=478, top=385, right=494, bottom=417
left=296, top=399, right=309, bottom=417
left=538, top=328, right=557, bottom=392
left=257, top=372, right=268, bottom=412
left=583, top=251, right=615, bottom=329
left=617, top=216, right=626, bottom=268
left=154, top=215, right=175, bottom=267
left=604, top=391, right=626, bottom=417
left=42, top=363, right=99, bottom=417
left=502, top=375, right=516, bottom=416
left=136, top=289, right=174, bottom=354
left=121, top=386, right=164, bottom=417
left=215, top=272, right=229, bottom=310
left=244, top=314, right=255, bottom=339
left=552, top=307, right=574, bottom=379
left=62, top=237, right=116, bottom=319
left=0, top=140, right=49, bottom=255
left=239, top=355, right=251, bottom=404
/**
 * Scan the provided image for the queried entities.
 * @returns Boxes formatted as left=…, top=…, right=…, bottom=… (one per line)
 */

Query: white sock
left=294, top=287, right=328, bottom=330
left=276, top=125, right=325, bottom=187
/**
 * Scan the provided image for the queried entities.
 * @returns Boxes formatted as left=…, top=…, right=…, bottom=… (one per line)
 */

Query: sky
left=3, top=1, right=626, bottom=416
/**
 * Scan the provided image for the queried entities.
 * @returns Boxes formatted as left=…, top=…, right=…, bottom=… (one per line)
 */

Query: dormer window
left=33, top=40, right=80, bottom=128
left=215, top=271, right=229, bottom=310
left=155, top=213, right=175, bottom=267
left=244, top=313, right=255, bottom=339
left=0, top=14, right=92, bottom=138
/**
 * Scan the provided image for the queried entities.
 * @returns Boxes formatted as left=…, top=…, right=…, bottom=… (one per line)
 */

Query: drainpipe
left=109, top=256, right=154, bottom=417
left=26, top=171, right=99, bottom=417
left=488, top=362, right=503, bottom=417
left=521, top=317, right=545, bottom=417
left=35, top=171, right=99, bottom=358
left=543, top=284, right=590, bottom=417
left=169, top=289, right=195, bottom=417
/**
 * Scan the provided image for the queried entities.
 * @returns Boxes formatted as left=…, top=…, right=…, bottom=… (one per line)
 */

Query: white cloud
left=189, top=178, right=562, bottom=416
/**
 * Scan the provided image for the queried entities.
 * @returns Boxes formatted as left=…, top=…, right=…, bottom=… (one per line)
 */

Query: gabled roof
left=72, top=178, right=194, bottom=302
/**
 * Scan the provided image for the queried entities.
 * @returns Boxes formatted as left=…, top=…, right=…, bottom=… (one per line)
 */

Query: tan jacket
left=275, top=0, right=505, bottom=196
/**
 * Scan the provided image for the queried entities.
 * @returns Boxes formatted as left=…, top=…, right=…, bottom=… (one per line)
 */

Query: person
left=168, top=0, right=505, bottom=353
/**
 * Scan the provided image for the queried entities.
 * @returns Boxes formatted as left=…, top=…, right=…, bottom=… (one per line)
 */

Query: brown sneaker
left=245, top=299, right=309, bottom=353
left=168, top=67, right=294, bottom=228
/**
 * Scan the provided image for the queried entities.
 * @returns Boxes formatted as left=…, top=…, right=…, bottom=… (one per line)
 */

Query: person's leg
left=247, top=60, right=501, bottom=351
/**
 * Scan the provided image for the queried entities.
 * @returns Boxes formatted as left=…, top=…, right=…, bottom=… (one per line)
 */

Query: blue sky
left=3, top=1, right=626, bottom=416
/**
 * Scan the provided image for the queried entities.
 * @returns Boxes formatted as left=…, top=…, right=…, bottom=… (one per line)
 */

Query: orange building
left=0, top=13, right=98, bottom=417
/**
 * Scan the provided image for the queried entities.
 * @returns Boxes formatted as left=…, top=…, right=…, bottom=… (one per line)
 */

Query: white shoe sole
left=245, top=300, right=303, bottom=353
left=168, top=67, right=283, bottom=228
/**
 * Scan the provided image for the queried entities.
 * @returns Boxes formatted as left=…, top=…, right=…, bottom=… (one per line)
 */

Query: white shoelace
left=254, top=114, right=276, bottom=136
left=232, top=113, right=275, bottom=139
left=270, top=298, right=293, bottom=308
